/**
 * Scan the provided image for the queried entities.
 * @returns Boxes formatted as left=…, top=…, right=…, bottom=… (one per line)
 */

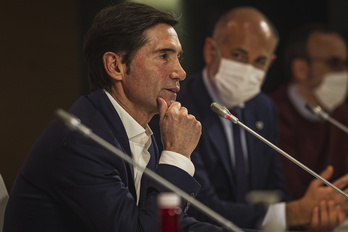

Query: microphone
left=55, top=109, right=243, bottom=232
left=305, top=102, right=348, bottom=134
left=210, top=102, right=348, bottom=200
left=210, top=102, right=238, bottom=124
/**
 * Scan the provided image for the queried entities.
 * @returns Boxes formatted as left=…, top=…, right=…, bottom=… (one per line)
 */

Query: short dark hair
left=83, top=2, right=179, bottom=92
left=283, top=23, right=338, bottom=81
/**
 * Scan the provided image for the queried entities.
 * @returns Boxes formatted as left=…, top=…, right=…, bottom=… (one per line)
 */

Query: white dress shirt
left=104, top=90, right=195, bottom=205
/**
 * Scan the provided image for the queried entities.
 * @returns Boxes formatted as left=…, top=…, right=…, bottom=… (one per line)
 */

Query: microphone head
left=210, top=102, right=239, bottom=124
left=305, top=103, right=329, bottom=120
left=305, top=102, right=320, bottom=115
left=55, top=109, right=92, bottom=136
left=210, top=102, right=229, bottom=118
left=55, top=109, right=81, bottom=131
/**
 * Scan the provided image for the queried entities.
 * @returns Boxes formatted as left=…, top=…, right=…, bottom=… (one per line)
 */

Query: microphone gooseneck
left=305, top=102, right=348, bottom=134
left=210, top=102, right=348, bottom=200
left=55, top=109, right=242, bottom=232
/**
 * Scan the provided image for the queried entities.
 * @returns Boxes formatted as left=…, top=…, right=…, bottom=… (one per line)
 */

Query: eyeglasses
left=307, top=57, right=348, bottom=70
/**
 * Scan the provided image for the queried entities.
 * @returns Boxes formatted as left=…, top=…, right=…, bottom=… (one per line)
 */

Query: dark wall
left=0, top=1, right=81, bottom=191
left=1, top=0, right=347, bottom=192
left=180, top=0, right=348, bottom=93
left=79, top=0, right=348, bottom=94
left=181, top=0, right=333, bottom=93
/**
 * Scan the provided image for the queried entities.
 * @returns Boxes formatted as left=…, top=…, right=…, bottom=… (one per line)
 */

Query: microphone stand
left=55, top=109, right=243, bottom=232
left=306, top=103, right=348, bottom=134
left=211, top=102, right=348, bottom=200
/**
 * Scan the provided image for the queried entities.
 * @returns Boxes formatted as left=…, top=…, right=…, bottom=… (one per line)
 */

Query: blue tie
left=230, top=107, right=248, bottom=202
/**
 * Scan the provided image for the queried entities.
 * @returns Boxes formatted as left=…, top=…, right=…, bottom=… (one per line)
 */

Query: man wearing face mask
left=269, top=23, right=348, bottom=201
left=165, top=7, right=348, bottom=231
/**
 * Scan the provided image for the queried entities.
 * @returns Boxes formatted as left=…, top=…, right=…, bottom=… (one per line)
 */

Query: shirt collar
left=104, top=90, right=153, bottom=144
left=287, top=84, right=321, bottom=122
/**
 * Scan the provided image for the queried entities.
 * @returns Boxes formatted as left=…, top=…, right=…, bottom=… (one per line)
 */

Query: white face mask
left=214, top=58, right=266, bottom=108
left=313, top=71, right=348, bottom=111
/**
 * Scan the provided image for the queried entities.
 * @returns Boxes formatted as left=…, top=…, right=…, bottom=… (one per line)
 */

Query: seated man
left=269, top=23, right=348, bottom=200
left=3, top=2, right=248, bottom=232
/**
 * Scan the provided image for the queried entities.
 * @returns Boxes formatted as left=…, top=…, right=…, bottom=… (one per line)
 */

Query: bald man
left=151, top=7, right=348, bottom=231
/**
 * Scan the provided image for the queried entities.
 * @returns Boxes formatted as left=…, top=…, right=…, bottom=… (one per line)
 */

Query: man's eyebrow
left=154, top=48, right=183, bottom=56
left=255, top=56, right=268, bottom=61
left=232, top=48, right=268, bottom=61
left=231, top=47, right=248, bottom=55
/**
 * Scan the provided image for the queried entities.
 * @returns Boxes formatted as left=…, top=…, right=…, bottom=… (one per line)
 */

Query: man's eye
left=178, top=55, right=183, bottom=63
left=160, top=54, right=168, bottom=60
left=232, top=52, right=243, bottom=60
left=232, top=53, right=240, bottom=58
left=256, top=60, right=266, bottom=66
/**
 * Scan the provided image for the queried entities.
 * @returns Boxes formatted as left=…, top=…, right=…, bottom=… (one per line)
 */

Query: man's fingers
left=312, top=166, right=334, bottom=187
left=309, top=199, right=346, bottom=232
left=337, top=204, right=345, bottom=224
left=332, top=173, right=348, bottom=190
left=327, top=200, right=338, bottom=229
left=178, top=105, right=188, bottom=115
left=327, top=200, right=345, bottom=229
left=319, top=165, right=334, bottom=180
left=158, top=97, right=168, bottom=121
left=319, top=200, right=329, bottom=229
left=310, top=206, right=320, bottom=231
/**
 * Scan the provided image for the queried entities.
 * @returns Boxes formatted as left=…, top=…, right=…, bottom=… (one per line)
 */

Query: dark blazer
left=152, top=73, right=290, bottom=229
left=4, top=89, right=236, bottom=232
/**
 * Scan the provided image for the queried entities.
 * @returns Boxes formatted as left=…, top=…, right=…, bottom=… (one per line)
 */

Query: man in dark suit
left=152, top=6, right=348, bottom=231
left=3, top=2, right=240, bottom=232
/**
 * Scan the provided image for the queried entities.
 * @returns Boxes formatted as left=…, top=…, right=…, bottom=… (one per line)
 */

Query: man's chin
left=166, top=99, right=175, bottom=106
left=160, top=96, right=176, bottom=107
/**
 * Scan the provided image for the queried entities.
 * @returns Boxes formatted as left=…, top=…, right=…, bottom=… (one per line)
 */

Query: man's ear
left=103, top=52, right=125, bottom=81
left=292, top=58, right=309, bottom=83
left=203, top=37, right=217, bottom=65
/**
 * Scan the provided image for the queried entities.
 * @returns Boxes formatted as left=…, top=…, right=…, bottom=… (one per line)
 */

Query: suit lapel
left=205, top=116, right=235, bottom=188
left=242, top=98, right=262, bottom=190
left=88, top=90, right=137, bottom=200
left=138, top=137, right=159, bottom=205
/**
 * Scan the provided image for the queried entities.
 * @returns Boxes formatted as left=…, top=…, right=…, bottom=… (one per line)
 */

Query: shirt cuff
left=159, top=150, right=195, bottom=176
left=262, top=202, right=286, bottom=230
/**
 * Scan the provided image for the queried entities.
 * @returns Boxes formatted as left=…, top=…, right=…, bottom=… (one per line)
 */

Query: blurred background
left=1, top=0, right=347, bottom=191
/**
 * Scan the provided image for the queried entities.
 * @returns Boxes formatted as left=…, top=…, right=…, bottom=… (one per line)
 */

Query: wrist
left=286, top=199, right=310, bottom=227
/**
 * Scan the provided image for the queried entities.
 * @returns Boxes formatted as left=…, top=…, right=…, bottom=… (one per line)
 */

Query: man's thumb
left=157, top=97, right=168, bottom=120
left=319, top=165, right=334, bottom=180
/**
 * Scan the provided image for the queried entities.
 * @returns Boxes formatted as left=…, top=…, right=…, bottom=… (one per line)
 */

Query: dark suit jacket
left=4, top=89, right=236, bottom=232
left=151, top=73, right=290, bottom=229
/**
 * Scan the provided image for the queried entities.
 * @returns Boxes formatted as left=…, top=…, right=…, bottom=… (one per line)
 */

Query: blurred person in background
left=269, top=23, right=348, bottom=200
